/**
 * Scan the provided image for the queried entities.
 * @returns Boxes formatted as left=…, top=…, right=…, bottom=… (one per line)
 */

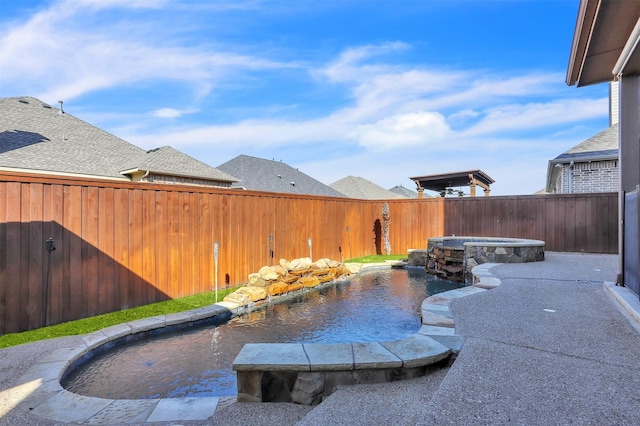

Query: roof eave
left=566, top=0, right=596, bottom=86
left=567, top=0, right=640, bottom=87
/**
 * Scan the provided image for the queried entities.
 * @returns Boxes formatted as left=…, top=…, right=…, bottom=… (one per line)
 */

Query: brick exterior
left=555, top=160, right=619, bottom=194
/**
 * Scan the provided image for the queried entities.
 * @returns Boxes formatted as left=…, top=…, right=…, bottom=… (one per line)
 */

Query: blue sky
left=0, top=0, right=610, bottom=195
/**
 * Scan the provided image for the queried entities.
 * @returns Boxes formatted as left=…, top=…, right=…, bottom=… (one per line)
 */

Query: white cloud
left=461, top=98, right=607, bottom=137
left=350, top=111, right=450, bottom=150
left=151, top=107, right=199, bottom=119
left=320, top=42, right=411, bottom=84
left=0, top=0, right=296, bottom=103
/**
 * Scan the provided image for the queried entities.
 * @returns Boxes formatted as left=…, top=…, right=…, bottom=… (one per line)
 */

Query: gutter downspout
left=567, top=161, right=575, bottom=193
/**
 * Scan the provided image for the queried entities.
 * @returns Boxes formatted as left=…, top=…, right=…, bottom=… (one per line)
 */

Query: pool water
left=62, top=268, right=462, bottom=399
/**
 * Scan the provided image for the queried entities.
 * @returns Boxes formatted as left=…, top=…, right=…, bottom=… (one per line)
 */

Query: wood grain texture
left=0, top=172, right=618, bottom=333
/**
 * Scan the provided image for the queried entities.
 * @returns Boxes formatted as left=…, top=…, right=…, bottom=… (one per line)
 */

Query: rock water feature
left=223, top=257, right=357, bottom=307
left=424, top=236, right=546, bottom=283
left=426, top=245, right=466, bottom=282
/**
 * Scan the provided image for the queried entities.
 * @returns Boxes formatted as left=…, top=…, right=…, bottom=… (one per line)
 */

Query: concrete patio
left=0, top=252, right=638, bottom=425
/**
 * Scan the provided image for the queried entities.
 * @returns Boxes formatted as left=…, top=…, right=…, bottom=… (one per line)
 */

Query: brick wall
left=557, top=160, right=619, bottom=194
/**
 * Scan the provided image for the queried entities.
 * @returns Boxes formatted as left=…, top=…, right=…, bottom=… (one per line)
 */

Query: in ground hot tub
left=423, top=236, right=545, bottom=283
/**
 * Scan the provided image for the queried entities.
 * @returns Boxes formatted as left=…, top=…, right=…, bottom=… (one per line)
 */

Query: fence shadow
left=0, top=221, right=170, bottom=334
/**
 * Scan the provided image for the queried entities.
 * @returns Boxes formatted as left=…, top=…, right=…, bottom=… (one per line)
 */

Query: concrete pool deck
left=1, top=252, right=639, bottom=424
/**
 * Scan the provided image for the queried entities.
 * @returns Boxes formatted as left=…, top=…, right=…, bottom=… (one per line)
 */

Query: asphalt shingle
left=0, top=97, right=235, bottom=184
left=330, top=176, right=408, bottom=200
left=217, top=155, right=345, bottom=197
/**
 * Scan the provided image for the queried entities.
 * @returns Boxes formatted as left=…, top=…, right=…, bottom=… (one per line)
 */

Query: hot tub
left=423, top=236, right=545, bottom=283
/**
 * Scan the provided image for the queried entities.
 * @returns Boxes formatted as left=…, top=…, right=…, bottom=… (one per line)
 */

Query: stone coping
left=429, top=235, right=545, bottom=248
left=13, top=263, right=499, bottom=423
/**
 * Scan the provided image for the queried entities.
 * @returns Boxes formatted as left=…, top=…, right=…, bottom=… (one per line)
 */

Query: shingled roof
left=121, top=146, right=238, bottom=182
left=330, top=176, right=408, bottom=200
left=217, top=155, right=345, bottom=197
left=546, top=124, right=619, bottom=192
left=0, top=96, right=237, bottom=184
left=388, top=184, right=419, bottom=198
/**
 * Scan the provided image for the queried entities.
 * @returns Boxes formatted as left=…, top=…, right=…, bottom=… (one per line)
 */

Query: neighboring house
left=0, top=97, right=238, bottom=187
left=546, top=124, right=619, bottom=194
left=546, top=82, right=619, bottom=194
left=330, top=176, right=408, bottom=200
left=217, top=155, right=345, bottom=197
left=388, top=184, right=419, bottom=198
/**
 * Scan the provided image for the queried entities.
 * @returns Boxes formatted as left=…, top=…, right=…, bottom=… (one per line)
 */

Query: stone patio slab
left=421, top=310, right=455, bottom=327
left=303, top=343, right=354, bottom=371
left=17, top=360, right=68, bottom=383
left=85, top=399, right=159, bottom=424
left=379, top=335, right=450, bottom=368
left=352, top=342, right=402, bottom=369
left=146, top=397, right=219, bottom=422
left=428, top=335, right=465, bottom=352
left=99, top=323, right=133, bottom=340
left=38, top=345, right=87, bottom=363
left=421, top=303, right=452, bottom=317
left=81, top=330, right=110, bottom=348
left=417, top=325, right=458, bottom=336
left=233, top=343, right=310, bottom=371
left=128, top=316, right=165, bottom=333
left=165, top=311, right=194, bottom=325
left=29, top=391, right=113, bottom=423
left=12, top=378, right=62, bottom=411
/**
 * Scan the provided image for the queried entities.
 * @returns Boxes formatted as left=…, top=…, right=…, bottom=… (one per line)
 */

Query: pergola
left=409, top=170, right=495, bottom=198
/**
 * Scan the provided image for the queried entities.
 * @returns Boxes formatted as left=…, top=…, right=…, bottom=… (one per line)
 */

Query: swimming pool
left=62, top=267, right=462, bottom=399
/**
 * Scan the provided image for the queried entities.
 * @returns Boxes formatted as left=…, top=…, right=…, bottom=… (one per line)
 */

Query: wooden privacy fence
left=0, top=172, right=618, bottom=334
left=443, top=193, right=618, bottom=253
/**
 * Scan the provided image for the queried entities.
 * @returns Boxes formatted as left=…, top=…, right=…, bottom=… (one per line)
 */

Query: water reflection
left=63, top=268, right=460, bottom=399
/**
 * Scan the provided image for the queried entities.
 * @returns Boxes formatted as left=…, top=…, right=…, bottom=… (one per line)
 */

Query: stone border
left=231, top=264, right=501, bottom=405
left=12, top=263, right=501, bottom=423
left=428, top=235, right=545, bottom=266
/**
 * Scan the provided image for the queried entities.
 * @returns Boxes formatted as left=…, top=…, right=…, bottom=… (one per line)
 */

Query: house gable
left=217, top=155, right=345, bottom=197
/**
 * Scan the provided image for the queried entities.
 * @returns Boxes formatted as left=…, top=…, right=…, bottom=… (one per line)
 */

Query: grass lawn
left=0, top=287, right=238, bottom=349
left=345, top=254, right=407, bottom=263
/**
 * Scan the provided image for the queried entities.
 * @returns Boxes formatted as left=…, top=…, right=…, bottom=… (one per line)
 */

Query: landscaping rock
left=259, top=266, right=279, bottom=281
left=236, top=286, right=267, bottom=302
left=267, top=282, right=289, bottom=296
left=223, top=292, right=250, bottom=306
left=248, top=273, right=267, bottom=287
left=291, top=372, right=325, bottom=405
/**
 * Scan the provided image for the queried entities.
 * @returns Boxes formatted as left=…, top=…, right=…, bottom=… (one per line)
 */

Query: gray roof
left=388, top=185, right=419, bottom=198
left=552, top=123, right=619, bottom=162
left=0, top=96, right=236, bottom=183
left=330, top=176, right=408, bottom=200
left=121, top=146, right=238, bottom=182
left=217, top=155, right=345, bottom=197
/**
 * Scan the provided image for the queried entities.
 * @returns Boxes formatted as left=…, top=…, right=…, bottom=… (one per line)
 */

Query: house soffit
left=567, top=0, right=640, bottom=87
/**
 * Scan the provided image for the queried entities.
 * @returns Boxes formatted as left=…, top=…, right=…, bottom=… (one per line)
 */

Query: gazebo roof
left=409, top=170, right=495, bottom=194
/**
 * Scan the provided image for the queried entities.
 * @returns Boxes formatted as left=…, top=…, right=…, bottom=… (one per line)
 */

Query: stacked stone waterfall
left=223, top=257, right=357, bottom=306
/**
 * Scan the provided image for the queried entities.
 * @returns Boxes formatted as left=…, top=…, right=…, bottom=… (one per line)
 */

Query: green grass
left=345, top=254, right=406, bottom=263
left=0, top=287, right=239, bottom=349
